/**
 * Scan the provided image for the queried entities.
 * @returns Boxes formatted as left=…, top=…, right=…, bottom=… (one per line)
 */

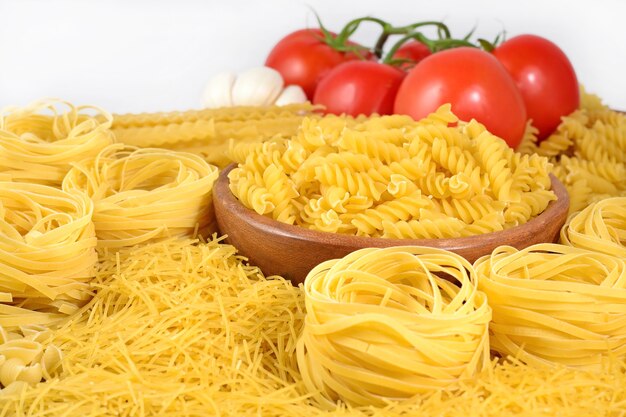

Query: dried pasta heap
left=0, top=182, right=97, bottom=329
left=475, top=243, right=626, bottom=369
left=1, top=237, right=307, bottom=416
left=229, top=105, right=556, bottom=238
left=297, top=246, right=491, bottom=409
left=112, top=103, right=318, bottom=167
left=2, top=237, right=626, bottom=416
left=0, top=325, right=63, bottom=390
left=518, top=89, right=626, bottom=214
left=62, top=144, right=219, bottom=248
left=0, top=100, right=114, bottom=186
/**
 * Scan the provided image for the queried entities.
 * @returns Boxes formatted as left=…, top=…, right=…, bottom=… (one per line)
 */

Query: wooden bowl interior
left=214, top=164, right=570, bottom=285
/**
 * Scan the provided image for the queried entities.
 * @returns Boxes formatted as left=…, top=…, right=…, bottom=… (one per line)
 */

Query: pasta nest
left=297, top=246, right=491, bottom=409
left=228, top=105, right=556, bottom=238
left=560, top=196, right=626, bottom=258
left=0, top=99, right=115, bottom=186
left=0, top=181, right=97, bottom=329
left=62, top=144, right=219, bottom=248
left=475, top=243, right=626, bottom=369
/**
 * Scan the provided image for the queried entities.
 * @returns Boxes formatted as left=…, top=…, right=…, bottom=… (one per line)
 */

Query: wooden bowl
left=214, top=164, right=570, bottom=285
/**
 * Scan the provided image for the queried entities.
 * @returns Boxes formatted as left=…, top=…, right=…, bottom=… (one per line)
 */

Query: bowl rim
left=215, top=163, right=570, bottom=252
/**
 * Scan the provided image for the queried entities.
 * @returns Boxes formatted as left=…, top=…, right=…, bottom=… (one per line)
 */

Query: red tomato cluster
left=265, top=29, right=371, bottom=99
left=265, top=26, right=579, bottom=148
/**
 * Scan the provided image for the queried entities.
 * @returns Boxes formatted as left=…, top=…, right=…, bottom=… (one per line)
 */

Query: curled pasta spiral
left=517, top=89, right=626, bottom=213
left=62, top=144, right=219, bottom=248
left=0, top=182, right=97, bottom=329
left=475, top=243, right=626, bottom=369
left=560, top=197, right=626, bottom=257
left=0, top=99, right=114, bottom=186
left=230, top=105, right=556, bottom=237
left=297, top=246, right=491, bottom=409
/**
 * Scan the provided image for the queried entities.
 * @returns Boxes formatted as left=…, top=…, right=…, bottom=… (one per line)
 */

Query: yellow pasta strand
left=0, top=99, right=115, bottom=186
left=1, top=237, right=307, bottom=416
left=0, top=182, right=97, bottom=329
left=111, top=103, right=317, bottom=129
left=62, top=144, right=219, bottom=249
left=112, top=104, right=318, bottom=167
left=475, top=243, right=626, bottom=369
left=297, top=246, right=491, bottom=409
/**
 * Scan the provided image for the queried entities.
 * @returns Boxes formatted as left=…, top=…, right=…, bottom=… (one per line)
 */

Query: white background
left=0, top=0, right=624, bottom=113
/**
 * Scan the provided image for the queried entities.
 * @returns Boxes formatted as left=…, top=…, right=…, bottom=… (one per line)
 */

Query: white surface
left=0, top=0, right=624, bottom=113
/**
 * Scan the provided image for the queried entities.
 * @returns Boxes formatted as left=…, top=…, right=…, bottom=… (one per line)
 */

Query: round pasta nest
left=0, top=99, right=115, bottom=186
left=0, top=181, right=97, bottom=329
left=297, top=246, right=491, bottom=409
left=475, top=243, right=626, bottom=369
left=560, top=196, right=626, bottom=257
left=62, top=144, right=219, bottom=248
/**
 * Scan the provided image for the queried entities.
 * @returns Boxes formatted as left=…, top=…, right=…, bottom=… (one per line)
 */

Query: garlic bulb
left=202, top=67, right=307, bottom=108
left=274, top=85, right=308, bottom=106
left=203, top=72, right=236, bottom=108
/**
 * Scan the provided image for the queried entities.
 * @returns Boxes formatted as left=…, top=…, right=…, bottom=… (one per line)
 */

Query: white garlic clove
left=202, top=71, right=236, bottom=108
left=274, top=85, right=308, bottom=106
left=231, top=67, right=284, bottom=107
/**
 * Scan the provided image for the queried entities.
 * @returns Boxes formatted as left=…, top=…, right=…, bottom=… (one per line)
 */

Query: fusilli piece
left=230, top=104, right=556, bottom=237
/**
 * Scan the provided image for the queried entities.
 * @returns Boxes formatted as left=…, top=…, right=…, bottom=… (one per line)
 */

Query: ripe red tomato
left=394, top=47, right=527, bottom=148
left=265, top=29, right=370, bottom=100
left=392, top=41, right=432, bottom=69
left=313, top=61, right=406, bottom=117
left=493, top=34, right=579, bottom=141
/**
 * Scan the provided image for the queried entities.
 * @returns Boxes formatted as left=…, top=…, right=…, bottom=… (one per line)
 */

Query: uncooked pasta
left=62, top=144, right=219, bottom=248
left=560, top=196, right=626, bottom=257
left=0, top=99, right=114, bottom=186
left=297, top=246, right=491, bottom=409
left=0, top=181, right=97, bottom=329
left=518, top=88, right=626, bottom=213
left=112, top=103, right=318, bottom=167
left=2, top=237, right=626, bottom=415
left=229, top=105, right=556, bottom=238
left=0, top=325, right=63, bottom=389
left=475, top=243, right=626, bottom=369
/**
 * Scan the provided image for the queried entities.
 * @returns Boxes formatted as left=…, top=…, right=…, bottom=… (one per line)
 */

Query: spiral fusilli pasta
left=517, top=88, right=626, bottom=213
left=230, top=105, right=557, bottom=237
